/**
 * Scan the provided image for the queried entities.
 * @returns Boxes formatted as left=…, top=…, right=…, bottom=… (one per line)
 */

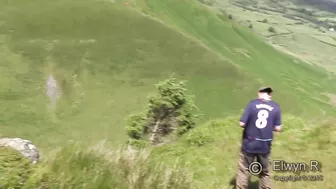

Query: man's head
left=258, top=86, right=273, bottom=100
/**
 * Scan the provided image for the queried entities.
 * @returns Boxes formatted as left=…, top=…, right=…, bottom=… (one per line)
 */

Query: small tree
left=268, top=26, right=276, bottom=33
left=125, top=77, right=200, bottom=147
left=248, top=24, right=253, bottom=29
left=228, top=14, right=233, bottom=19
left=262, top=18, right=268, bottom=23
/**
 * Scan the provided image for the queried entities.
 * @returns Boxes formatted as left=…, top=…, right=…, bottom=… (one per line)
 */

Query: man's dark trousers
left=236, top=150, right=271, bottom=189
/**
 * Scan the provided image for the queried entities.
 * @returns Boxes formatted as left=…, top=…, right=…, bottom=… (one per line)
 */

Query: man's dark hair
left=258, top=87, right=273, bottom=94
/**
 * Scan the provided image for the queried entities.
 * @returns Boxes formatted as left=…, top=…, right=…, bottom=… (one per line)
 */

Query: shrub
left=125, top=77, right=200, bottom=146
left=187, top=127, right=215, bottom=147
left=268, top=26, right=276, bottom=33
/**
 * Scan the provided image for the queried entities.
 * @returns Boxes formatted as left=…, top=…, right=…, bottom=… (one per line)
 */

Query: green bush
left=187, top=126, right=215, bottom=147
left=126, top=77, right=200, bottom=146
left=268, top=26, right=276, bottom=33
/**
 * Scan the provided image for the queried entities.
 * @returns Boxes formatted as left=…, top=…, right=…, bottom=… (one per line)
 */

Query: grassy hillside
left=211, top=0, right=336, bottom=72
left=4, top=116, right=335, bottom=189
left=150, top=116, right=336, bottom=189
left=133, top=0, right=336, bottom=117
left=1, top=0, right=335, bottom=150
left=0, top=0, right=336, bottom=188
left=0, top=0, right=253, bottom=149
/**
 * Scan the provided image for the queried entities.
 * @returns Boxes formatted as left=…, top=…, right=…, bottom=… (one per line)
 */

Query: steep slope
left=0, top=0, right=335, bottom=189
left=0, top=0, right=254, bottom=149
left=134, top=0, right=336, bottom=116
left=1, top=0, right=336, bottom=149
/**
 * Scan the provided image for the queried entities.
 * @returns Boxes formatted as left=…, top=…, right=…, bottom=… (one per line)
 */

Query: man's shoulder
left=269, top=101, right=280, bottom=108
left=247, top=99, right=267, bottom=106
left=248, top=99, right=259, bottom=104
left=247, top=99, right=280, bottom=107
left=248, top=99, right=281, bottom=110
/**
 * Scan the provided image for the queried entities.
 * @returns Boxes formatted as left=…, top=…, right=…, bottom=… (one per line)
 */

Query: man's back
left=240, top=99, right=281, bottom=154
left=236, top=87, right=282, bottom=189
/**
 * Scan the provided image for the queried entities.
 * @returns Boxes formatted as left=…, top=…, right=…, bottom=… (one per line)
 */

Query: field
left=0, top=0, right=336, bottom=188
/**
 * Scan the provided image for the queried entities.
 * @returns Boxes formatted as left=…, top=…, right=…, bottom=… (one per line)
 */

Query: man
left=236, top=87, right=282, bottom=189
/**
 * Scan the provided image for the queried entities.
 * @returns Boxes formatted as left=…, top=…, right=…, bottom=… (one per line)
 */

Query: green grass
left=150, top=115, right=336, bottom=189
left=0, top=0, right=333, bottom=149
left=5, top=116, right=336, bottom=189
left=1, top=143, right=195, bottom=189
left=135, top=0, right=336, bottom=116
left=270, top=33, right=336, bottom=70
left=0, top=147, right=33, bottom=188
left=215, top=0, right=336, bottom=72
left=312, top=34, right=336, bottom=46
left=1, top=0, right=336, bottom=188
left=0, top=0, right=255, bottom=149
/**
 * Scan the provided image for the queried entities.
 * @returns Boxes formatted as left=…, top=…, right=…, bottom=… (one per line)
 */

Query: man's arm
left=273, top=108, right=282, bottom=132
left=239, top=103, right=251, bottom=128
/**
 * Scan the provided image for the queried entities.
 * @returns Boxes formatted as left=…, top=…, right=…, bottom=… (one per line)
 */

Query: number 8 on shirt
left=255, top=110, right=269, bottom=129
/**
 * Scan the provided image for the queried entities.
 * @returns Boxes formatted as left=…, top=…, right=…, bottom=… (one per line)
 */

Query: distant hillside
left=295, top=0, right=336, bottom=12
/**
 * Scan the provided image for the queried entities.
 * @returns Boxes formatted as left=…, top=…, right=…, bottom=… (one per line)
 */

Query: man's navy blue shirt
left=240, top=99, right=281, bottom=154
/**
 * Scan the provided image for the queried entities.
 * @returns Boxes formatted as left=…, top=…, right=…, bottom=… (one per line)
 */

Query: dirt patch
left=46, top=74, right=61, bottom=110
